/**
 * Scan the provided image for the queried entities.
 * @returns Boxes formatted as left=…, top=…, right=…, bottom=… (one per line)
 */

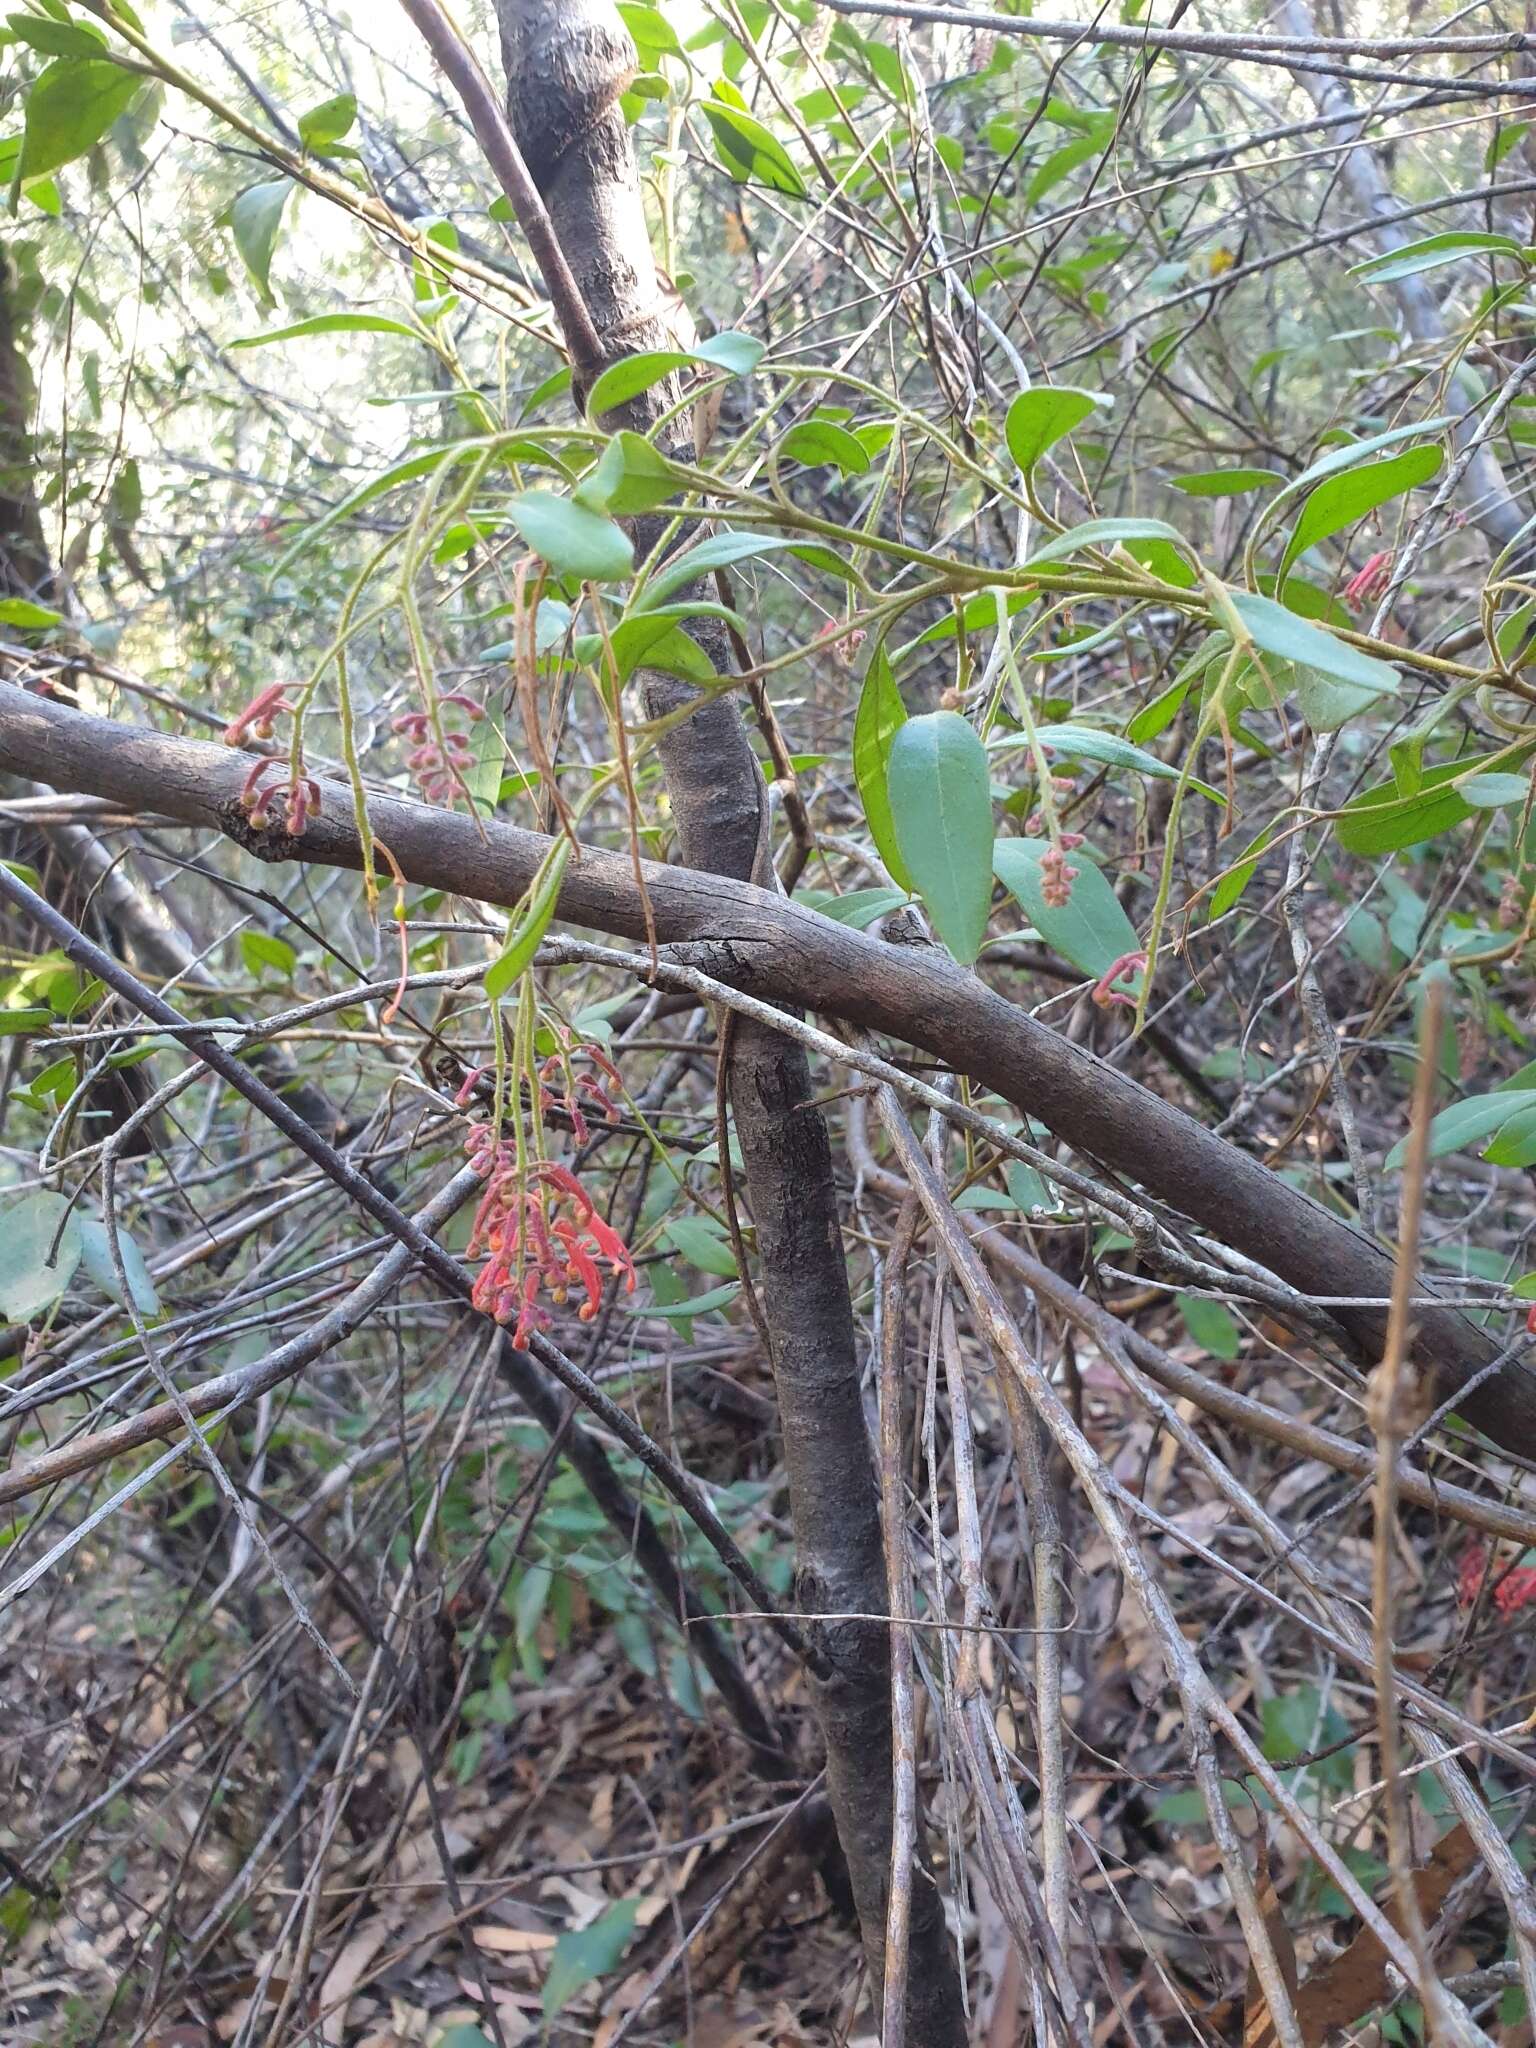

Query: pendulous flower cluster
left=537, top=1038, right=625, bottom=1144
left=223, top=684, right=321, bottom=836
left=393, top=693, right=485, bottom=804
left=460, top=1122, right=636, bottom=1347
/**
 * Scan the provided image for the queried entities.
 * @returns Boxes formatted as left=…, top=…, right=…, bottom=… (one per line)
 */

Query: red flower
left=1343, top=551, right=1393, bottom=612
left=223, top=682, right=296, bottom=747
left=459, top=1132, right=635, bottom=1343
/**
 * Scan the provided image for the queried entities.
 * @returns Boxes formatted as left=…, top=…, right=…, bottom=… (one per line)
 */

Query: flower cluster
left=1039, top=837, right=1082, bottom=908
left=461, top=1132, right=636, bottom=1347
left=537, top=1039, right=624, bottom=1144
left=393, top=693, right=485, bottom=804
left=1091, top=949, right=1148, bottom=1011
left=240, top=758, right=322, bottom=835
left=1498, top=874, right=1527, bottom=930
left=1456, top=1540, right=1536, bottom=1618
left=223, top=681, right=296, bottom=747
left=1343, top=550, right=1393, bottom=612
left=223, top=685, right=321, bottom=837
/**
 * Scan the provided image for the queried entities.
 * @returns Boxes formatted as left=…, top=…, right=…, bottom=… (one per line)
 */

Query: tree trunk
left=495, top=4, right=965, bottom=2034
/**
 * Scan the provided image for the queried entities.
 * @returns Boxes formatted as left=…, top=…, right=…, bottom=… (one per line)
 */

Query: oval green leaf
left=888, top=711, right=994, bottom=963
left=0, top=1190, right=82, bottom=1323
left=507, top=491, right=633, bottom=582
left=1004, top=386, right=1104, bottom=474
left=993, top=836, right=1142, bottom=984
left=852, top=648, right=912, bottom=892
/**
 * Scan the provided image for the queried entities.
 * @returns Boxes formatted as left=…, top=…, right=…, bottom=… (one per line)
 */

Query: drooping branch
left=5, top=679, right=1532, bottom=1456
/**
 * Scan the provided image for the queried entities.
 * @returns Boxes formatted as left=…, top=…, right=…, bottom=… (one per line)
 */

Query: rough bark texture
left=9, top=677, right=1536, bottom=1457
left=0, top=250, right=54, bottom=607
left=496, top=5, right=965, bottom=2032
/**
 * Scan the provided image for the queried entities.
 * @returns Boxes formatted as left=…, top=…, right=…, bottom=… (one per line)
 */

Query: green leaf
left=1284, top=418, right=1453, bottom=499
left=0, top=597, right=61, bottom=629
left=486, top=840, right=569, bottom=999
left=631, top=1281, right=739, bottom=1321
left=1352, top=231, right=1524, bottom=283
left=1287, top=660, right=1393, bottom=733
left=585, top=330, right=763, bottom=417
left=1026, top=131, right=1106, bottom=206
left=1170, top=467, right=1285, bottom=497
left=1481, top=1103, right=1536, bottom=1167
left=812, top=884, right=907, bottom=929
left=542, top=1899, right=641, bottom=2020
left=0, top=1191, right=82, bottom=1323
left=1209, top=825, right=1274, bottom=920
left=701, top=99, right=808, bottom=198
left=109, top=458, right=141, bottom=525
left=1335, top=758, right=1492, bottom=857
left=7, top=13, right=108, bottom=56
left=999, top=721, right=1223, bottom=801
left=230, top=179, right=293, bottom=301
left=852, top=650, right=913, bottom=893
left=1127, top=675, right=1193, bottom=744
left=464, top=712, right=504, bottom=814
left=230, top=312, right=420, bottom=348
left=297, top=90, right=356, bottom=152
left=1004, top=1159, right=1063, bottom=1216
left=1461, top=772, right=1529, bottom=809
left=888, top=712, right=994, bottom=963
left=1383, top=1088, right=1536, bottom=1171
left=1024, top=516, right=1188, bottom=568
left=272, top=446, right=469, bottom=577
left=1261, top=1686, right=1350, bottom=1768
left=575, top=603, right=738, bottom=682
left=240, top=930, right=296, bottom=978
left=585, top=347, right=695, bottom=415
left=16, top=57, right=140, bottom=184
left=0, top=1007, right=52, bottom=1035
left=993, top=837, right=1142, bottom=985
left=1004, top=385, right=1104, bottom=474
left=780, top=419, right=870, bottom=474
left=635, top=531, right=794, bottom=611
left=579, top=431, right=683, bottom=516
left=1227, top=589, right=1398, bottom=694
left=692, top=330, right=764, bottom=376
left=1279, top=443, right=1441, bottom=590
left=665, top=1215, right=740, bottom=1277
left=506, top=491, right=633, bottom=582
left=78, top=1218, right=161, bottom=1317
left=1176, top=1292, right=1241, bottom=1359
left=619, top=1, right=683, bottom=57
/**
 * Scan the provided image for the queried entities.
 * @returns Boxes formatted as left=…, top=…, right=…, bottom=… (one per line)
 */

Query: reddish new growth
left=537, top=1040, right=624, bottom=1144
left=1457, top=1540, right=1536, bottom=1619
left=239, top=758, right=321, bottom=836
left=460, top=1122, right=636, bottom=1346
left=223, top=682, right=296, bottom=747
left=1343, top=550, right=1393, bottom=612
left=1092, top=950, right=1147, bottom=1010
left=393, top=693, right=485, bottom=804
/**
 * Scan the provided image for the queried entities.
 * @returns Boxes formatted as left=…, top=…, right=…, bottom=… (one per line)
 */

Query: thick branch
left=4, top=680, right=1532, bottom=1455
